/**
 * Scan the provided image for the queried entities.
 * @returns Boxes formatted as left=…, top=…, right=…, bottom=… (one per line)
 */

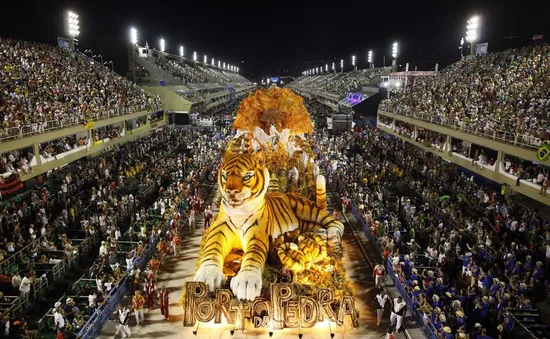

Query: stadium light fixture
left=204, top=55, right=207, bottom=63
left=130, top=27, right=137, bottom=45
left=466, top=16, right=480, bottom=55
left=325, top=64, right=328, bottom=72
left=236, top=67, right=239, bottom=73
left=159, top=38, right=165, bottom=52
left=351, top=55, right=356, bottom=66
left=211, top=57, right=215, bottom=65
left=218, top=60, right=221, bottom=67
left=193, top=51, right=197, bottom=61
left=180, top=45, right=184, bottom=57
left=66, top=11, right=80, bottom=38
left=340, top=59, right=344, bottom=72
left=223, top=62, right=226, bottom=69
left=368, top=50, right=373, bottom=64
left=392, top=42, right=398, bottom=59
left=332, top=62, right=335, bottom=72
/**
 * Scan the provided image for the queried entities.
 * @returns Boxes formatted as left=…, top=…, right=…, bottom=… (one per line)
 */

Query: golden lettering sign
left=182, top=282, right=358, bottom=330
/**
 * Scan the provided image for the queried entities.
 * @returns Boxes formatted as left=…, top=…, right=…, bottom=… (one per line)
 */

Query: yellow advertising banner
left=84, top=119, right=95, bottom=129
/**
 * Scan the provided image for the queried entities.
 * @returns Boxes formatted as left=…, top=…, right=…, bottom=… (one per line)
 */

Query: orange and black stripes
left=196, top=150, right=344, bottom=285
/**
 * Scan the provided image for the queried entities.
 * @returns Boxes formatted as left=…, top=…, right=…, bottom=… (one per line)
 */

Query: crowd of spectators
left=199, top=66, right=251, bottom=84
left=0, top=37, right=163, bottom=141
left=314, top=128, right=549, bottom=339
left=1, top=149, right=34, bottom=175
left=379, top=45, right=550, bottom=147
left=92, top=126, right=123, bottom=142
left=151, top=58, right=208, bottom=84
left=0, top=126, right=226, bottom=337
left=39, top=135, right=89, bottom=159
left=302, top=97, right=335, bottom=117
left=288, top=67, right=388, bottom=97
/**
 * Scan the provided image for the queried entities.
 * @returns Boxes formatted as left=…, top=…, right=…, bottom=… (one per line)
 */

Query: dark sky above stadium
left=1, top=0, right=548, bottom=80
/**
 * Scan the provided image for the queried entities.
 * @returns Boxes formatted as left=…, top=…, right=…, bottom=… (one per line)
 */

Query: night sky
left=1, top=0, right=548, bottom=80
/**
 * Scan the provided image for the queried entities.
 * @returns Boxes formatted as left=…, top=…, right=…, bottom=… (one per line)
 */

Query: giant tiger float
left=182, top=86, right=358, bottom=333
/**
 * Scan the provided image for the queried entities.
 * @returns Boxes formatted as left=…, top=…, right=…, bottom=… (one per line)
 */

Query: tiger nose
left=225, top=188, right=239, bottom=195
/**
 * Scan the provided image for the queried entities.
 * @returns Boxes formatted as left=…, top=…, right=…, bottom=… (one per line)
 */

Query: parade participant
left=375, top=289, right=388, bottom=327
left=188, top=209, right=196, bottom=229
left=130, top=268, right=141, bottom=297
left=172, top=233, right=181, bottom=256
left=149, top=256, right=160, bottom=281
left=143, top=264, right=154, bottom=282
left=158, top=286, right=170, bottom=321
left=143, top=278, right=157, bottom=311
left=132, top=290, right=145, bottom=326
left=390, top=296, right=406, bottom=333
left=204, top=205, right=213, bottom=229
left=379, top=328, right=394, bottom=339
left=373, top=262, right=386, bottom=288
left=280, top=266, right=292, bottom=283
left=157, top=238, right=167, bottom=266
left=114, top=305, right=131, bottom=338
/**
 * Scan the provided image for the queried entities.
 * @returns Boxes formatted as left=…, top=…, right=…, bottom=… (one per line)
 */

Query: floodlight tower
left=212, top=57, right=215, bottom=66
left=340, top=59, right=344, bottom=73
left=466, top=16, right=479, bottom=55
left=204, top=55, right=207, bottom=64
left=180, top=46, right=184, bottom=61
left=368, top=50, right=373, bottom=69
left=391, top=42, right=398, bottom=71
left=193, top=51, right=197, bottom=62
left=130, top=27, right=138, bottom=82
left=332, top=61, right=335, bottom=73
left=352, top=55, right=356, bottom=71
left=66, top=11, right=79, bottom=50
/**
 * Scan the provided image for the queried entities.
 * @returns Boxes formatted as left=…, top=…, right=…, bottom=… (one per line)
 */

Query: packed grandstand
left=0, top=26, right=549, bottom=339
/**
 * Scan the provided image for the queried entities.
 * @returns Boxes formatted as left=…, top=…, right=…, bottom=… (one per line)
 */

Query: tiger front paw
left=230, top=269, right=262, bottom=301
left=194, top=264, right=226, bottom=292
left=327, top=227, right=342, bottom=247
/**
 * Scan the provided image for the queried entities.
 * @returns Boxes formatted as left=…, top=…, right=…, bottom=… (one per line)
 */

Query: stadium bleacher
left=287, top=67, right=389, bottom=97
left=0, top=37, right=163, bottom=142
left=379, top=45, right=550, bottom=149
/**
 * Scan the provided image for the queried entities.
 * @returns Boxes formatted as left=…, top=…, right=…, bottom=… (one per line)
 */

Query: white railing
left=380, top=110, right=543, bottom=150
left=0, top=104, right=162, bottom=143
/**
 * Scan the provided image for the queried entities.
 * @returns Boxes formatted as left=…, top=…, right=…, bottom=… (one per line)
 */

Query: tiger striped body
left=193, top=151, right=343, bottom=301
left=277, top=233, right=327, bottom=273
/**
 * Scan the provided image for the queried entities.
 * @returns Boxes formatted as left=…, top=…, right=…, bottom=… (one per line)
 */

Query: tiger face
left=219, top=151, right=270, bottom=211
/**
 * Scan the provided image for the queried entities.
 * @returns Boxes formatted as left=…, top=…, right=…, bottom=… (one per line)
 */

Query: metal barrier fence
left=76, top=216, right=170, bottom=339
left=350, top=203, right=437, bottom=339
left=380, top=110, right=545, bottom=150
left=0, top=107, right=164, bottom=143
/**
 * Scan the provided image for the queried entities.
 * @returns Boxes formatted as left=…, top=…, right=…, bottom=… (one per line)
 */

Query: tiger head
left=219, top=150, right=270, bottom=213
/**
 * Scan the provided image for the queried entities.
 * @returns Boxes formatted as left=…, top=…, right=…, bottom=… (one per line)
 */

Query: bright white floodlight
left=332, top=62, right=335, bottom=70
left=204, top=55, right=207, bottom=63
left=368, top=50, right=373, bottom=63
left=130, top=27, right=137, bottom=45
left=340, top=59, right=344, bottom=70
left=466, top=16, right=479, bottom=43
left=193, top=51, right=197, bottom=61
left=180, top=45, right=184, bottom=57
left=351, top=55, right=356, bottom=66
left=67, top=11, right=80, bottom=37
left=392, top=42, right=398, bottom=59
left=218, top=60, right=221, bottom=67
left=159, top=38, right=165, bottom=52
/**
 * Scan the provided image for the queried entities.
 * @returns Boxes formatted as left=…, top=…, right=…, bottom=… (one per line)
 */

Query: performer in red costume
left=143, top=277, right=157, bottom=310
left=158, top=286, right=170, bottom=320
